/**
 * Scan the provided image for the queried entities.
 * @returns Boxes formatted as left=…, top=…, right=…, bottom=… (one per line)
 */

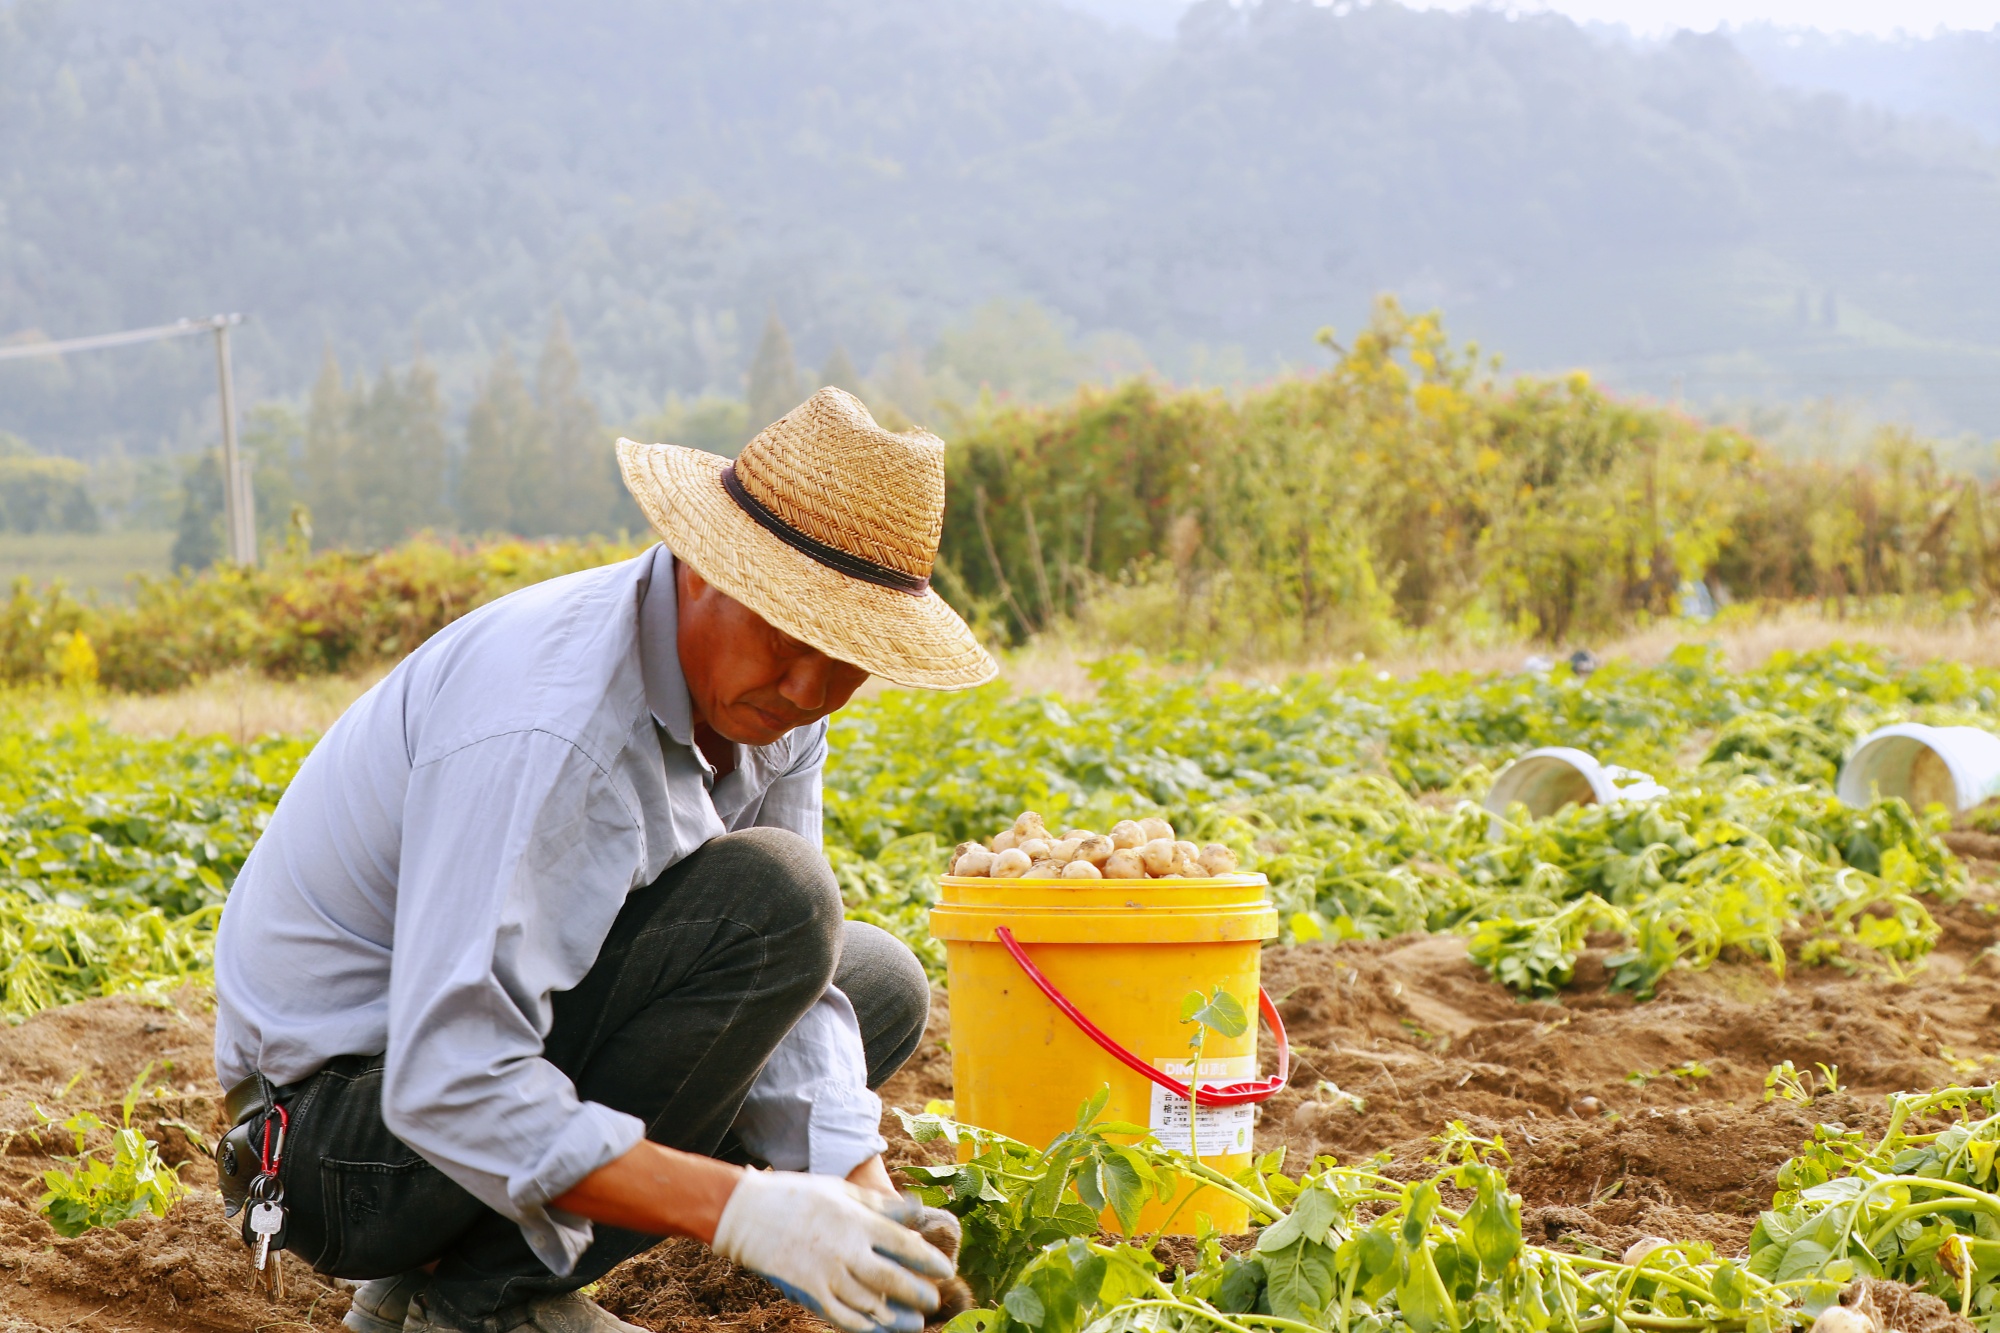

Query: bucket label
left=1149, top=1058, right=1255, bottom=1157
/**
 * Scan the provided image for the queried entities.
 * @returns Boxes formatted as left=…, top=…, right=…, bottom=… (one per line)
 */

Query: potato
left=992, top=848, right=1032, bottom=878
left=991, top=829, right=1019, bottom=853
left=1172, top=840, right=1203, bottom=876
left=1060, top=828, right=1096, bottom=841
left=1075, top=834, right=1115, bottom=867
left=1061, top=860, right=1103, bottom=879
left=1026, top=858, right=1060, bottom=877
left=1809, top=1308, right=1877, bottom=1333
left=954, top=847, right=996, bottom=877
left=1199, top=843, right=1239, bottom=876
left=1139, top=816, right=1175, bottom=843
left=1103, top=849, right=1147, bottom=879
left=1014, top=811, right=1051, bottom=842
left=1049, top=837, right=1083, bottom=864
left=1141, top=837, right=1178, bottom=876
left=1621, top=1237, right=1670, bottom=1267
left=950, top=840, right=977, bottom=871
left=1019, top=838, right=1051, bottom=861
left=1108, top=820, right=1145, bottom=850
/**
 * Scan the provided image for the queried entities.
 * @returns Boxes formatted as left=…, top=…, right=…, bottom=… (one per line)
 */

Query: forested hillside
left=3, top=0, right=1999, bottom=459
left=1733, top=23, right=2000, bottom=144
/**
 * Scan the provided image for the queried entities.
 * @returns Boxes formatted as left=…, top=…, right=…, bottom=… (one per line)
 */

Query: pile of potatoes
left=949, top=811, right=1239, bottom=881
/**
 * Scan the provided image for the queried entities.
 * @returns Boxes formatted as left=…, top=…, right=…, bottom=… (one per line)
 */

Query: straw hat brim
left=617, top=439, right=998, bottom=691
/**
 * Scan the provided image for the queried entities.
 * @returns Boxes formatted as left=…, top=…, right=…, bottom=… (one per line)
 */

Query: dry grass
left=96, top=667, right=385, bottom=741
left=72, top=606, right=2000, bottom=739
left=1002, top=606, right=2000, bottom=695
left=1370, top=611, right=2000, bottom=677
left=1592, top=613, right=2000, bottom=672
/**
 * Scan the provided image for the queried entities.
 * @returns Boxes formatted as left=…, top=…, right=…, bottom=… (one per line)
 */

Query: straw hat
left=616, top=387, right=997, bottom=690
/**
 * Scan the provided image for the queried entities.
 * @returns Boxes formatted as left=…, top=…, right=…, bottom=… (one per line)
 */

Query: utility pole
left=211, top=314, right=254, bottom=565
left=0, top=313, right=257, bottom=565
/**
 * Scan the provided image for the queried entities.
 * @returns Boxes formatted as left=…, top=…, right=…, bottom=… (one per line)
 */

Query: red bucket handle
left=993, top=925, right=1289, bottom=1108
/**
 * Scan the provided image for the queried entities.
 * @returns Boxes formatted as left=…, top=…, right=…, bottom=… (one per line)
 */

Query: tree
left=303, top=346, right=450, bottom=549
left=819, top=343, right=865, bottom=397
left=170, top=452, right=224, bottom=572
left=242, top=404, right=302, bottom=554
left=459, top=345, right=543, bottom=534
left=301, top=345, right=358, bottom=547
left=357, top=356, right=450, bottom=547
left=746, top=310, right=803, bottom=434
left=0, top=433, right=98, bottom=534
left=536, top=311, right=627, bottom=535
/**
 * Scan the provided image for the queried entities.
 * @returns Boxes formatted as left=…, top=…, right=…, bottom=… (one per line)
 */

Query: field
left=0, top=532, right=175, bottom=602
left=2, top=635, right=1999, bottom=1333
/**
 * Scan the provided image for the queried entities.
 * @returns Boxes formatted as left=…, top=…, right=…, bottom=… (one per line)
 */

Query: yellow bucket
left=929, top=872, right=1281, bottom=1235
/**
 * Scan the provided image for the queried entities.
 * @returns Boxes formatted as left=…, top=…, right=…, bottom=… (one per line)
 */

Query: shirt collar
left=639, top=543, right=696, bottom=746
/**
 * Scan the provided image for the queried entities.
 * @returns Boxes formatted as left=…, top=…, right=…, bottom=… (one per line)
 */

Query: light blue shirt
left=213, top=544, right=885, bottom=1276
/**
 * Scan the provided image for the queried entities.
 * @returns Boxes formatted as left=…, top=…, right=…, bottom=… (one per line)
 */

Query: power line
left=0, top=314, right=238, bottom=361
left=0, top=314, right=256, bottom=565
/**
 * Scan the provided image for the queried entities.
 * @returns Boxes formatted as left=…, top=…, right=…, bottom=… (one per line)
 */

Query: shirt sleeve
left=384, top=730, right=649, bottom=1276
left=730, top=986, right=887, bottom=1178
left=752, top=721, right=826, bottom=849
left=731, top=721, right=886, bottom=1177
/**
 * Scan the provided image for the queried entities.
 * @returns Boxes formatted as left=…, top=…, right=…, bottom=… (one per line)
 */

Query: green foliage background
left=942, top=303, right=2000, bottom=658
left=4, top=0, right=1999, bottom=460
left=0, top=639, right=1982, bottom=1020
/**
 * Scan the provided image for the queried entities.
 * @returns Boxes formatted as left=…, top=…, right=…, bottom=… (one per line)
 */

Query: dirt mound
left=2, top=888, right=1998, bottom=1333
left=595, top=1238, right=817, bottom=1333
left=1848, top=1277, right=1977, bottom=1333
left=883, top=887, right=2000, bottom=1264
left=0, top=989, right=351, bottom=1333
left=1232, top=890, right=2000, bottom=1256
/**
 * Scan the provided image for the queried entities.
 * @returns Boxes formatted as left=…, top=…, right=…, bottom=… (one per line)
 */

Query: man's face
left=676, top=561, right=872, bottom=745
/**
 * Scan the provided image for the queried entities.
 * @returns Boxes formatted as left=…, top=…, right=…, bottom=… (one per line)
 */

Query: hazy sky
left=1469, top=0, right=2000, bottom=35
left=1069, top=0, right=2000, bottom=37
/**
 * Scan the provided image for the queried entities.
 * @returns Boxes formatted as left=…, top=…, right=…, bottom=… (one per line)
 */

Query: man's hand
left=711, top=1171, right=954, bottom=1333
left=846, top=1154, right=897, bottom=1197
left=551, top=1140, right=741, bottom=1242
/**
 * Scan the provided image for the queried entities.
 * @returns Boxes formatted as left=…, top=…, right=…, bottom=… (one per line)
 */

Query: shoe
left=343, top=1271, right=429, bottom=1333
left=406, top=1291, right=647, bottom=1333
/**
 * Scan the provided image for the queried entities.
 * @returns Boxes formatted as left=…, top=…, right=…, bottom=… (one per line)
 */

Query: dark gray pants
left=272, top=827, right=929, bottom=1327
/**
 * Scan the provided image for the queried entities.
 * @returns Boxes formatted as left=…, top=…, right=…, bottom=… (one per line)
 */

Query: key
left=249, top=1200, right=285, bottom=1271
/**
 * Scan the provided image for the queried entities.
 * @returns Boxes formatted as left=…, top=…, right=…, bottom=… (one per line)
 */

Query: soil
left=3, top=885, right=1998, bottom=1333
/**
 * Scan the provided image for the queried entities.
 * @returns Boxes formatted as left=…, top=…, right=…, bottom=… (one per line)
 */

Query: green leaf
left=1183, top=989, right=1250, bottom=1039
left=1261, top=1238, right=1337, bottom=1325
left=1214, top=1256, right=1266, bottom=1313
left=1257, top=1184, right=1340, bottom=1253
left=1458, top=1166, right=1522, bottom=1274
left=1395, top=1237, right=1462, bottom=1333
left=1402, top=1180, right=1441, bottom=1248
left=941, top=1312, right=999, bottom=1333
left=1773, top=1238, right=1833, bottom=1284
left=1004, top=1287, right=1046, bottom=1327
left=1709, top=1261, right=1746, bottom=1311
left=1095, top=1149, right=1149, bottom=1235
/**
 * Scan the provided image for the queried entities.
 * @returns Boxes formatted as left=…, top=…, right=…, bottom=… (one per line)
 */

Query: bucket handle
left=994, top=926, right=1290, bottom=1107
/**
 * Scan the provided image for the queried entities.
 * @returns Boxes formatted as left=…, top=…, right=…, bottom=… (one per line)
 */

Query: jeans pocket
left=314, top=1156, right=451, bottom=1279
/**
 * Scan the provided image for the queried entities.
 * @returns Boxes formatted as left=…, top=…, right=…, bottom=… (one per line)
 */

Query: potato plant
left=1755, top=1084, right=2000, bottom=1328
left=902, top=1100, right=1798, bottom=1333
left=32, top=1063, right=188, bottom=1238
left=0, top=642, right=1986, bottom=1019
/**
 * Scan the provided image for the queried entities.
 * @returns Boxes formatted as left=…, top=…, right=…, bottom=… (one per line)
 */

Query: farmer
left=210, top=388, right=996, bottom=1333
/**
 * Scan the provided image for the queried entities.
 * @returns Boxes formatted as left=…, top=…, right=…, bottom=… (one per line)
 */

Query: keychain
left=241, top=1103, right=289, bottom=1271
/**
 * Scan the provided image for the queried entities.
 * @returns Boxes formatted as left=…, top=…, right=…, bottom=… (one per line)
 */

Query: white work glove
left=711, top=1171, right=954, bottom=1333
